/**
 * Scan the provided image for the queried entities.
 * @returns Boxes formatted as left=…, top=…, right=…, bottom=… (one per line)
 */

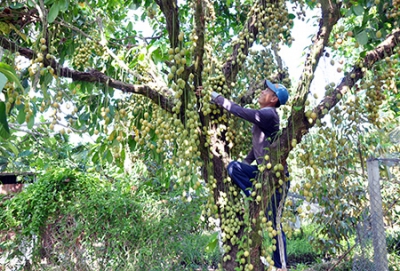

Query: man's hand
left=196, top=86, right=220, bottom=103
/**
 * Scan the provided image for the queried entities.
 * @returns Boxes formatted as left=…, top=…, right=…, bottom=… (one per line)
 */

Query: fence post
left=366, top=158, right=388, bottom=271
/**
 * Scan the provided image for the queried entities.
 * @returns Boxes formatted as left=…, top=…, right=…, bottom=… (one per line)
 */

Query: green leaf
left=48, top=2, right=60, bottom=23
left=59, top=0, right=69, bottom=12
left=344, top=8, right=352, bottom=17
left=7, top=142, right=18, bottom=156
left=120, top=148, right=126, bottom=163
left=105, top=149, right=113, bottom=163
left=79, top=112, right=90, bottom=122
left=40, top=73, right=53, bottom=100
left=0, top=102, right=10, bottom=139
left=0, top=63, right=24, bottom=91
left=0, top=156, right=7, bottom=163
left=352, top=5, right=364, bottom=16
left=356, top=30, right=368, bottom=45
left=17, top=106, right=26, bottom=124
left=10, top=3, right=25, bottom=9
left=0, top=72, right=7, bottom=91
left=27, top=111, right=35, bottom=129
left=138, top=53, right=145, bottom=61
left=19, top=150, right=33, bottom=157
left=127, top=21, right=133, bottom=32
left=204, top=232, right=219, bottom=252
left=294, top=106, right=303, bottom=111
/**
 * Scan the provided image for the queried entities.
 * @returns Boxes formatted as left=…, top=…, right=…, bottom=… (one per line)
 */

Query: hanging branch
left=191, top=0, right=206, bottom=88
left=0, top=36, right=176, bottom=113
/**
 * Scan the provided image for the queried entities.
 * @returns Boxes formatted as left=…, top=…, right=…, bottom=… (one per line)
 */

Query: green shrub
left=0, top=167, right=219, bottom=270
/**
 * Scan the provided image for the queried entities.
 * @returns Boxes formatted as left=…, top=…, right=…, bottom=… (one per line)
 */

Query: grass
left=287, top=234, right=320, bottom=267
left=286, top=224, right=322, bottom=270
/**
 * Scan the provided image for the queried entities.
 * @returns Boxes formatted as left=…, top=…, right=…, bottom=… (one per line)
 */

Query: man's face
left=258, top=87, right=278, bottom=107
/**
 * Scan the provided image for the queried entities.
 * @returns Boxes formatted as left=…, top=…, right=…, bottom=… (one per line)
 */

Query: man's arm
left=243, top=148, right=255, bottom=165
left=212, top=93, right=274, bottom=127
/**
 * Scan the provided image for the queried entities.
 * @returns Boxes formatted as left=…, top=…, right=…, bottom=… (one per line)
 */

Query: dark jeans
left=227, top=161, right=289, bottom=269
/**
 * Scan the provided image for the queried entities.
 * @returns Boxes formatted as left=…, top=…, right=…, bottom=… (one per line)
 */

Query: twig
left=326, top=243, right=357, bottom=271
left=110, top=34, right=162, bottom=44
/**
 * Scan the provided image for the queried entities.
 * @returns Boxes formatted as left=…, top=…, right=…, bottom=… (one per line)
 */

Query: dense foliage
left=1, top=164, right=218, bottom=270
left=0, top=0, right=399, bottom=270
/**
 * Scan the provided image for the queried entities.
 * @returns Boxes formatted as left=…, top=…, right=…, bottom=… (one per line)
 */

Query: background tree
left=0, top=0, right=399, bottom=270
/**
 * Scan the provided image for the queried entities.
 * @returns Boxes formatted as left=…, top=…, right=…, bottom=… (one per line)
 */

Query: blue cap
left=264, top=80, right=289, bottom=106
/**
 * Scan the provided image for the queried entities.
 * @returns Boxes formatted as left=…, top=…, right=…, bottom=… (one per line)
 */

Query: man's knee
left=227, top=161, right=239, bottom=176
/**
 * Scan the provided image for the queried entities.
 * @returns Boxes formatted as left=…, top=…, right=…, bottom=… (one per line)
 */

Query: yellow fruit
left=310, top=112, right=317, bottom=120
left=178, top=32, right=184, bottom=41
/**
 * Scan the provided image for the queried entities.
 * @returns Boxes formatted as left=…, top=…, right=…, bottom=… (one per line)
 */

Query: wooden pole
left=367, top=158, right=388, bottom=271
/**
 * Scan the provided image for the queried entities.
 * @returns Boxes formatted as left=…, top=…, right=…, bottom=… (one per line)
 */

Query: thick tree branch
left=271, top=2, right=341, bottom=164
left=0, top=36, right=175, bottom=113
left=314, top=27, right=400, bottom=124
left=191, top=0, right=210, bottom=181
left=155, top=0, right=180, bottom=49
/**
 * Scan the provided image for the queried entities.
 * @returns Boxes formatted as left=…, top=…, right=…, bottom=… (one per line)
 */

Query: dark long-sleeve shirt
left=213, top=95, right=280, bottom=165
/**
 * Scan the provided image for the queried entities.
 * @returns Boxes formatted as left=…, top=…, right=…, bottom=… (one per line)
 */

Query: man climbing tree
left=198, top=79, right=290, bottom=269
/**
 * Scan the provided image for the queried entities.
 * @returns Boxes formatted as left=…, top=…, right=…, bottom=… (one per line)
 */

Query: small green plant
left=286, top=223, right=322, bottom=268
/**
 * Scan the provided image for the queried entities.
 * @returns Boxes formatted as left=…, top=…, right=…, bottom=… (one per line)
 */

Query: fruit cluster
left=72, top=39, right=104, bottom=70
